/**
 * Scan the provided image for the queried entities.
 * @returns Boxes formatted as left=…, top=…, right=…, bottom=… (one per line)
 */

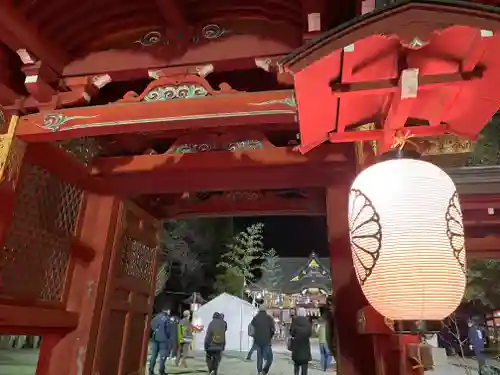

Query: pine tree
left=259, top=248, right=283, bottom=290
left=468, top=117, right=500, bottom=166
left=217, top=222, right=266, bottom=282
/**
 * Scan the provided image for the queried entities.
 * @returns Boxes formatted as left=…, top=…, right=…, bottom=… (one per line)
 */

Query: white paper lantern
left=348, top=156, right=466, bottom=320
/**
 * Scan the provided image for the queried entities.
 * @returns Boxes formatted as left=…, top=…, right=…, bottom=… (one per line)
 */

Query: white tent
left=193, top=293, right=257, bottom=352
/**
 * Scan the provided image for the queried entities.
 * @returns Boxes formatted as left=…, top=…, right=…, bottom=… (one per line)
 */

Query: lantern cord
left=390, top=130, right=422, bottom=152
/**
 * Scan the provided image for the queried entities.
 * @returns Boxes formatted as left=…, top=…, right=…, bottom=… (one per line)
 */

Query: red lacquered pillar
left=326, top=186, right=377, bottom=375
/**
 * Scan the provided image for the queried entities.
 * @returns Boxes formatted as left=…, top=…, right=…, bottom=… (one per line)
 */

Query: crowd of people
left=148, top=308, right=227, bottom=375
left=246, top=306, right=334, bottom=375
left=149, top=305, right=335, bottom=375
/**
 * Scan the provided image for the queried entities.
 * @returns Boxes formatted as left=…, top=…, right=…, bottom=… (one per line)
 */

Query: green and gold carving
left=0, top=116, right=27, bottom=187
left=417, top=134, right=472, bottom=167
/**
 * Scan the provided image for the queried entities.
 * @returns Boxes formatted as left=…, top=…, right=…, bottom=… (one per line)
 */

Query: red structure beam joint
left=330, top=68, right=483, bottom=97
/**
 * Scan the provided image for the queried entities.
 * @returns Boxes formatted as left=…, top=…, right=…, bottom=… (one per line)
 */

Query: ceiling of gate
left=12, top=1, right=295, bottom=55
left=0, top=0, right=356, bottom=219
left=0, top=0, right=352, bottom=75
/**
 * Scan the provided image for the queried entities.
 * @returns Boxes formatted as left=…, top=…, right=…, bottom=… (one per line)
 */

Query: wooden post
left=326, top=186, right=377, bottom=375
left=36, top=193, right=122, bottom=375
left=327, top=186, right=405, bottom=375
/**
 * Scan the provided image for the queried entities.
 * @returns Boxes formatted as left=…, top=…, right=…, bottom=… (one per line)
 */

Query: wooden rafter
left=154, top=0, right=189, bottom=29
left=0, top=2, right=69, bottom=74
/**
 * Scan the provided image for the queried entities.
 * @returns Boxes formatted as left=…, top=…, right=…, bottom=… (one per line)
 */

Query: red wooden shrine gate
left=0, top=116, right=160, bottom=375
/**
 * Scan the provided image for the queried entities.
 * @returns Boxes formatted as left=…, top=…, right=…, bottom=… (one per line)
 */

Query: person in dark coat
left=468, top=320, right=486, bottom=374
left=149, top=308, right=171, bottom=375
left=249, top=306, right=275, bottom=375
left=290, top=307, right=312, bottom=375
left=204, top=312, right=227, bottom=375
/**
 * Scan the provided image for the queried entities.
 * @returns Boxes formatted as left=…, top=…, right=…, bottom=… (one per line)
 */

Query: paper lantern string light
left=348, top=136, right=466, bottom=321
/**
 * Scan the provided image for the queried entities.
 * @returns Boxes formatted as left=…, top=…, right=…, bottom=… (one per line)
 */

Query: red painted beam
left=327, top=124, right=447, bottom=144
left=17, top=90, right=297, bottom=141
left=467, top=236, right=500, bottom=259
left=330, top=69, right=482, bottom=97
left=90, top=145, right=351, bottom=195
left=24, top=143, right=105, bottom=193
left=63, top=35, right=294, bottom=77
left=163, top=189, right=327, bottom=219
left=94, top=164, right=350, bottom=196
left=0, top=305, right=78, bottom=334
left=91, top=146, right=347, bottom=174
left=460, top=194, right=500, bottom=209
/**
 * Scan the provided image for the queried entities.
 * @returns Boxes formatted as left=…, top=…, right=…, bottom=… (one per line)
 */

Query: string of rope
left=390, top=129, right=422, bottom=152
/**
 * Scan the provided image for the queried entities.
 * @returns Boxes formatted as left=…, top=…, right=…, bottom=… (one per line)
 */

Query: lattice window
left=120, top=237, right=155, bottom=283
left=1, top=163, right=83, bottom=302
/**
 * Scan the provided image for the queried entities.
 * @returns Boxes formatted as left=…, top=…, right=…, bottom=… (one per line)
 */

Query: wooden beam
left=330, top=69, right=483, bottom=97
left=91, top=146, right=347, bottom=174
left=463, top=209, right=500, bottom=226
left=24, top=143, right=105, bottom=193
left=461, top=193, right=500, bottom=209
left=467, top=236, right=500, bottom=259
left=62, top=34, right=294, bottom=77
left=96, top=164, right=349, bottom=196
left=17, top=90, right=297, bottom=141
left=0, top=305, right=78, bottom=334
left=155, top=0, right=188, bottom=29
left=0, top=2, right=69, bottom=74
left=160, top=189, right=327, bottom=219
left=90, top=145, right=350, bottom=195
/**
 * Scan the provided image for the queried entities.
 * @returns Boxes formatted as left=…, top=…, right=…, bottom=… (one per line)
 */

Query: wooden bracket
left=21, top=61, right=58, bottom=104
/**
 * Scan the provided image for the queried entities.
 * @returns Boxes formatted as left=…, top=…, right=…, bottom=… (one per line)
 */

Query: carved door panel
left=92, top=203, right=160, bottom=375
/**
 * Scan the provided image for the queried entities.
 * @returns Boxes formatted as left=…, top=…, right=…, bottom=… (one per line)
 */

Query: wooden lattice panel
left=120, top=236, right=155, bottom=283
left=1, top=163, right=83, bottom=302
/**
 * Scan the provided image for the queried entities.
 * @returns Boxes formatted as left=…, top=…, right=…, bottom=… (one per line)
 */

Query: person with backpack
left=204, top=312, right=227, bottom=375
left=149, top=308, right=171, bottom=375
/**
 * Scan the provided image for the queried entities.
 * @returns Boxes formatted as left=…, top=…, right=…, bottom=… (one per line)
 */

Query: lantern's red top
left=281, top=0, right=500, bottom=153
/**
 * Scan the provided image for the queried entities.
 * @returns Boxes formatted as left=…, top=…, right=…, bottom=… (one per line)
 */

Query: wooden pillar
left=326, top=186, right=376, bottom=375
left=36, top=193, right=122, bottom=375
